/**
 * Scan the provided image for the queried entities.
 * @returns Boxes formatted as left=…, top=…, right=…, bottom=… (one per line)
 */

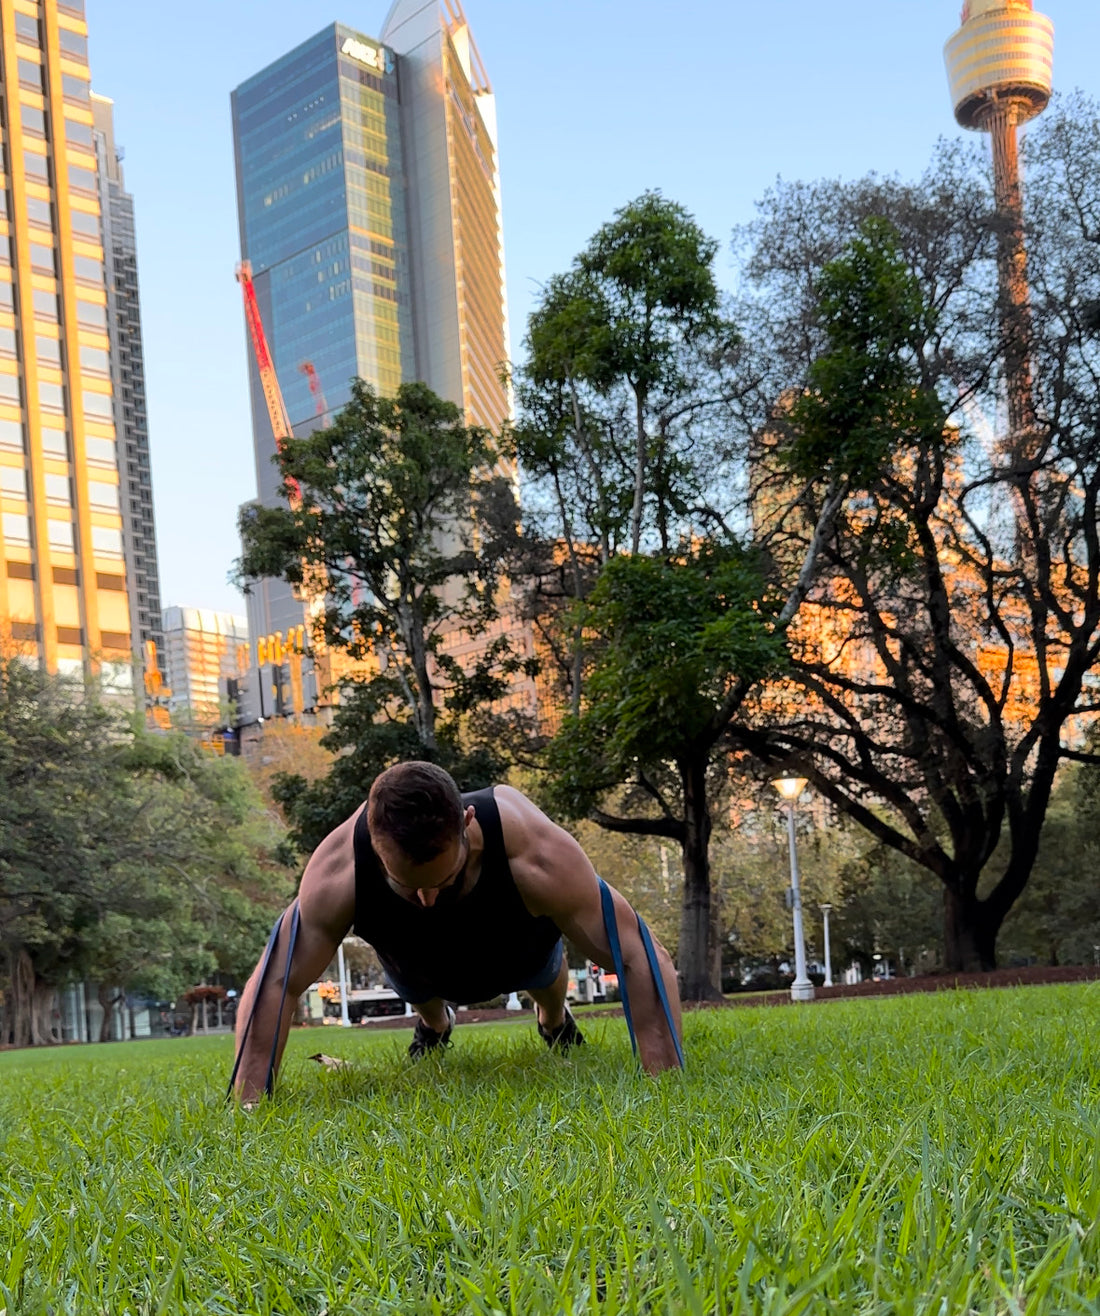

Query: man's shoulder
left=492, top=786, right=592, bottom=916
left=298, top=805, right=363, bottom=933
left=491, top=785, right=547, bottom=846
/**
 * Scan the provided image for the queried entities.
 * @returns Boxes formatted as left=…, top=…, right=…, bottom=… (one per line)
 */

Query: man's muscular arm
left=232, top=812, right=358, bottom=1103
left=498, top=786, right=683, bottom=1074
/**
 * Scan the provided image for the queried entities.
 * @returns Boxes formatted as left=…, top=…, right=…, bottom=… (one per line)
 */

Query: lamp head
left=771, top=774, right=808, bottom=802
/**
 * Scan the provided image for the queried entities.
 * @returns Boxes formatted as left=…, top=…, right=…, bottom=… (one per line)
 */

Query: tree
left=514, top=199, right=889, bottom=1000
left=728, top=100, right=1100, bottom=970
left=0, top=655, right=292, bottom=1045
left=237, top=380, right=522, bottom=854
left=541, top=547, right=786, bottom=999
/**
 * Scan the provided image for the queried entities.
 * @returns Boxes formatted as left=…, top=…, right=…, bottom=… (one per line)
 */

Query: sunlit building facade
left=0, top=0, right=132, bottom=687
left=231, top=2, right=511, bottom=723
left=161, top=606, right=248, bottom=725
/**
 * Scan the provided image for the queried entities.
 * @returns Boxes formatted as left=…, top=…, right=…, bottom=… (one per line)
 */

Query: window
left=69, top=208, right=98, bottom=239
left=0, top=236, right=11, bottom=266
left=64, top=118, right=94, bottom=150
left=68, top=166, right=96, bottom=196
left=26, top=196, right=52, bottom=230
left=73, top=256, right=102, bottom=284
left=29, top=243, right=54, bottom=275
left=0, top=283, right=12, bottom=311
left=23, top=151, right=49, bottom=183
left=88, top=479, right=117, bottom=510
left=0, top=419, right=23, bottom=451
left=79, top=345, right=108, bottom=376
left=21, top=105, right=46, bottom=138
left=0, top=373, right=22, bottom=403
left=38, top=381, right=64, bottom=412
left=85, top=435, right=115, bottom=465
left=47, top=518, right=73, bottom=549
left=58, top=29, right=88, bottom=62
left=76, top=299, right=106, bottom=328
left=62, top=74, right=89, bottom=104
left=33, top=290, right=58, bottom=321
left=36, top=335, right=61, bottom=365
left=18, top=58, right=43, bottom=90
left=45, top=473, right=70, bottom=504
left=15, top=13, right=40, bottom=45
left=82, top=389, right=112, bottom=419
left=41, top=426, right=66, bottom=456
left=0, top=328, right=16, bottom=357
left=3, top=512, right=30, bottom=545
left=91, top=525, right=122, bottom=557
left=58, top=0, right=85, bottom=15
left=0, top=467, right=26, bottom=498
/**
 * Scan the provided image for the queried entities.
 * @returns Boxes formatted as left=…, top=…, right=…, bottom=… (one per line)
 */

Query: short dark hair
left=367, top=761, right=465, bottom=863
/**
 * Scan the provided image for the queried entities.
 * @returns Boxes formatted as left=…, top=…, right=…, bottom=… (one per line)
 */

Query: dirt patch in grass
left=722, top=963, right=1100, bottom=1010
left=326, top=963, right=1100, bottom=1033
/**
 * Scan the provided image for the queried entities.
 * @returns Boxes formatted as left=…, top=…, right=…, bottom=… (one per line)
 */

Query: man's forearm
left=628, top=946, right=683, bottom=1074
left=233, top=962, right=299, bottom=1102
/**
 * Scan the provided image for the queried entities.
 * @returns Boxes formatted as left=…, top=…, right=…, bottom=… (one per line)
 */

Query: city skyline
left=80, top=0, right=1100, bottom=616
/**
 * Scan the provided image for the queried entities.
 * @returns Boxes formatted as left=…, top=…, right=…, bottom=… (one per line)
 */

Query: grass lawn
left=2, top=985, right=1099, bottom=1315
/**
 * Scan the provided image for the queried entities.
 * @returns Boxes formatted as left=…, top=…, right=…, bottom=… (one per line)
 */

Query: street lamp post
left=819, top=904, right=834, bottom=988
left=336, top=942, right=351, bottom=1027
left=772, top=774, right=815, bottom=1003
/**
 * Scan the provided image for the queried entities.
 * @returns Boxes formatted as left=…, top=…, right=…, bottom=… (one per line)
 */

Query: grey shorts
left=383, top=938, right=565, bottom=1005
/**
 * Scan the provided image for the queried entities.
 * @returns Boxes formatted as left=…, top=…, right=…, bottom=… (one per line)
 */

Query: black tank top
left=352, top=787, right=562, bottom=1004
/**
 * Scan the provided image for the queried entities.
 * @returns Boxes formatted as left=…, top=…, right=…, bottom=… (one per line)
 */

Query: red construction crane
left=236, top=260, right=300, bottom=503
left=299, top=359, right=330, bottom=427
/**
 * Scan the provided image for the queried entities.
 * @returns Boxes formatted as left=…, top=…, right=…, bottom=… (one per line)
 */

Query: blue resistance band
left=227, top=902, right=302, bottom=1100
left=598, top=877, right=684, bottom=1069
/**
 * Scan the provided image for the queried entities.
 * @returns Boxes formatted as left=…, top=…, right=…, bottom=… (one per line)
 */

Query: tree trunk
left=677, top=756, right=721, bottom=1000
left=97, top=983, right=117, bottom=1043
left=33, top=981, right=59, bottom=1044
left=943, top=885, right=1000, bottom=972
left=11, top=949, right=34, bottom=1048
left=629, top=385, right=647, bottom=555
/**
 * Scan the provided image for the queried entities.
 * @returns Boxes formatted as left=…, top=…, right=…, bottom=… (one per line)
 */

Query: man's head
left=367, top=761, right=475, bottom=907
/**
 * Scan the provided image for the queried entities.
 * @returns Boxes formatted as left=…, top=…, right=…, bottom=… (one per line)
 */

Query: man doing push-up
left=232, top=762, right=682, bottom=1101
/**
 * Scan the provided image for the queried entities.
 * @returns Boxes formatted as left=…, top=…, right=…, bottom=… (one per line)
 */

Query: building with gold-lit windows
left=0, top=0, right=147, bottom=690
left=161, top=606, right=248, bottom=726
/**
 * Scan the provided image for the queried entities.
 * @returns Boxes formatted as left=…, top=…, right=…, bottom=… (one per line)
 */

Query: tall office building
left=0, top=0, right=132, bottom=686
left=91, top=92, right=162, bottom=673
left=161, top=605, right=248, bottom=725
left=231, top=1, right=510, bottom=715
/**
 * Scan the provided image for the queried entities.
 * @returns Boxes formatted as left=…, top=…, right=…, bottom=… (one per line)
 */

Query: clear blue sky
left=82, top=0, right=1100, bottom=617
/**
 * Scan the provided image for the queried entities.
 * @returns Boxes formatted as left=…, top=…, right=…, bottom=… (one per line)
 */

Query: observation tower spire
left=944, top=0, right=1054, bottom=448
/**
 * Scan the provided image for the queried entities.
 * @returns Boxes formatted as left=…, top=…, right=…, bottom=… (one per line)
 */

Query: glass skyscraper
left=231, top=2, right=511, bottom=717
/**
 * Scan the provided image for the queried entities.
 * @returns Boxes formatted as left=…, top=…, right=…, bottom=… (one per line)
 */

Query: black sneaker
left=408, top=1005, right=456, bottom=1060
left=538, top=1006, right=584, bottom=1049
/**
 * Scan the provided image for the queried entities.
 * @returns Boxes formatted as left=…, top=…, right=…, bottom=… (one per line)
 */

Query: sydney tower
left=944, top=0, right=1054, bottom=446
